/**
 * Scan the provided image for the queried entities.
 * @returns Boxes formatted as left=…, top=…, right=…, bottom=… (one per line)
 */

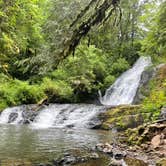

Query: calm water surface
left=0, top=124, right=112, bottom=164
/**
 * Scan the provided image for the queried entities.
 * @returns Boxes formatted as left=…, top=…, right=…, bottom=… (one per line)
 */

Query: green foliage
left=41, top=78, right=73, bottom=103
left=110, top=58, right=130, bottom=76
left=0, top=0, right=165, bottom=109
left=0, top=0, right=47, bottom=79
left=142, top=65, right=166, bottom=120
left=103, top=75, right=116, bottom=88
left=0, top=78, right=45, bottom=110
left=15, top=82, right=44, bottom=105
left=141, top=1, right=166, bottom=59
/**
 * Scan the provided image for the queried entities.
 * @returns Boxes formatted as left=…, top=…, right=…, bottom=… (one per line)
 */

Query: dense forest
left=0, top=0, right=165, bottom=109
left=0, top=0, right=166, bottom=165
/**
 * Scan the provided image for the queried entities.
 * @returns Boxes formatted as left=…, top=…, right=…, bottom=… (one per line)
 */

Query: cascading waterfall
left=0, top=56, right=152, bottom=129
left=99, top=56, right=152, bottom=106
left=31, top=104, right=105, bottom=129
left=0, top=106, right=24, bottom=124
left=0, top=104, right=105, bottom=129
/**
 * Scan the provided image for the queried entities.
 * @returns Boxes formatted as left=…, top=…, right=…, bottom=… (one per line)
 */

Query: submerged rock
left=52, top=152, right=100, bottom=166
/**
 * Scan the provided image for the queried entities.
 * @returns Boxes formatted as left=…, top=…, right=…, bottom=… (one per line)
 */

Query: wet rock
left=22, top=105, right=40, bottom=124
left=88, top=117, right=102, bottom=129
left=133, top=66, right=155, bottom=104
left=8, top=112, right=18, bottom=123
left=52, top=152, right=99, bottom=166
left=66, top=124, right=74, bottom=128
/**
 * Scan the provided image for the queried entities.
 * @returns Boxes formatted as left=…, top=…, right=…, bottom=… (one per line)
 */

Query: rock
left=156, top=159, right=166, bottom=166
left=109, top=159, right=125, bottom=166
left=151, top=135, right=162, bottom=148
left=140, top=144, right=149, bottom=150
left=52, top=152, right=99, bottom=166
left=66, top=124, right=74, bottom=128
left=160, top=106, right=166, bottom=120
left=96, top=143, right=127, bottom=160
left=8, top=112, right=18, bottom=123
left=112, top=149, right=127, bottom=160
left=133, top=66, right=155, bottom=104
left=96, top=143, right=113, bottom=155
left=99, top=105, right=149, bottom=131
left=89, top=152, right=99, bottom=159
left=21, top=105, right=41, bottom=124
left=87, top=117, right=102, bottom=129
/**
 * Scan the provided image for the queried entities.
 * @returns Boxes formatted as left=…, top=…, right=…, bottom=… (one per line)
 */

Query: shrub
left=103, top=75, right=116, bottom=88
left=42, top=77, right=73, bottom=103
left=15, top=83, right=45, bottom=104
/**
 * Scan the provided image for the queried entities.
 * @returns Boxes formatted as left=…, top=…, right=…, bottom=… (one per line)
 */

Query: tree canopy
left=0, top=0, right=165, bottom=108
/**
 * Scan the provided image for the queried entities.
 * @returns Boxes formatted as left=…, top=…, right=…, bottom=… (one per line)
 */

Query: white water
left=31, top=104, right=104, bottom=129
left=0, top=106, right=24, bottom=124
left=99, top=56, right=152, bottom=106
left=0, top=104, right=105, bottom=129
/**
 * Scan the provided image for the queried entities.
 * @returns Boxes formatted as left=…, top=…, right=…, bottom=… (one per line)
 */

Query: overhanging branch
left=57, top=0, right=121, bottom=65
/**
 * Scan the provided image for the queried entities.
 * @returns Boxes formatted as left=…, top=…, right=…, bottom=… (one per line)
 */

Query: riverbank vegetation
left=0, top=0, right=165, bottom=110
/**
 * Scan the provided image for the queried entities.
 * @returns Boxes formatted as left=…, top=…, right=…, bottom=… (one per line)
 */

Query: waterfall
left=100, top=56, right=152, bottom=106
left=0, top=56, right=152, bottom=128
left=0, top=106, right=24, bottom=124
left=30, top=104, right=105, bottom=129
left=0, top=104, right=105, bottom=128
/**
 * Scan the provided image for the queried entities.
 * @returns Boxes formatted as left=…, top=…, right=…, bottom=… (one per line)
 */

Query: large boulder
left=133, top=64, right=166, bottom=105
left=99, top=105, right=151, bottom=131
left=133, top=66, right=156, bottom=104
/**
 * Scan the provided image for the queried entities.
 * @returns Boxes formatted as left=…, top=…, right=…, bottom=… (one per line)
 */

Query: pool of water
left=0, top=124, right=112, bottom=165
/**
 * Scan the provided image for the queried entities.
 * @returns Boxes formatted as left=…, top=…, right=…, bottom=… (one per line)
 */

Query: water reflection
left=0, top=124, right=111, bottom=162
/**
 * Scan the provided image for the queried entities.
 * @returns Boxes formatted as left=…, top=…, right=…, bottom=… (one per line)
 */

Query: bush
left=0, top=78, right=45, bottom=110
left=15, top=83, right=44, bottom=104
left=103, top=75, right=116, bottom=88
left=110, top=58, right=130, bottom=76
left=42, top=77, right=73, bottom=103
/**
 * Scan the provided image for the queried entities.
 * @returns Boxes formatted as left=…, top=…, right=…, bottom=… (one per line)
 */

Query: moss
left=99, top=105, right=152, bottom=131
left=141, top=64, right=166, bottom=120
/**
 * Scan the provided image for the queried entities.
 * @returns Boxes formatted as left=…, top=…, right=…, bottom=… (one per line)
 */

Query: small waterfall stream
left=99, top=56, right=152, bottom=106
left=0, top=56, right=152, bottom=129
left=31, top=104, right=105, bottom=129
left=0, top=104, right=105, bottom=129
left=0, top=106, right=24, bottom=124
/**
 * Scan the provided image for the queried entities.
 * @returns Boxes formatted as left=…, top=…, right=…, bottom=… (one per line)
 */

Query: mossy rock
left=99, top=105, right=152, bottom=131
